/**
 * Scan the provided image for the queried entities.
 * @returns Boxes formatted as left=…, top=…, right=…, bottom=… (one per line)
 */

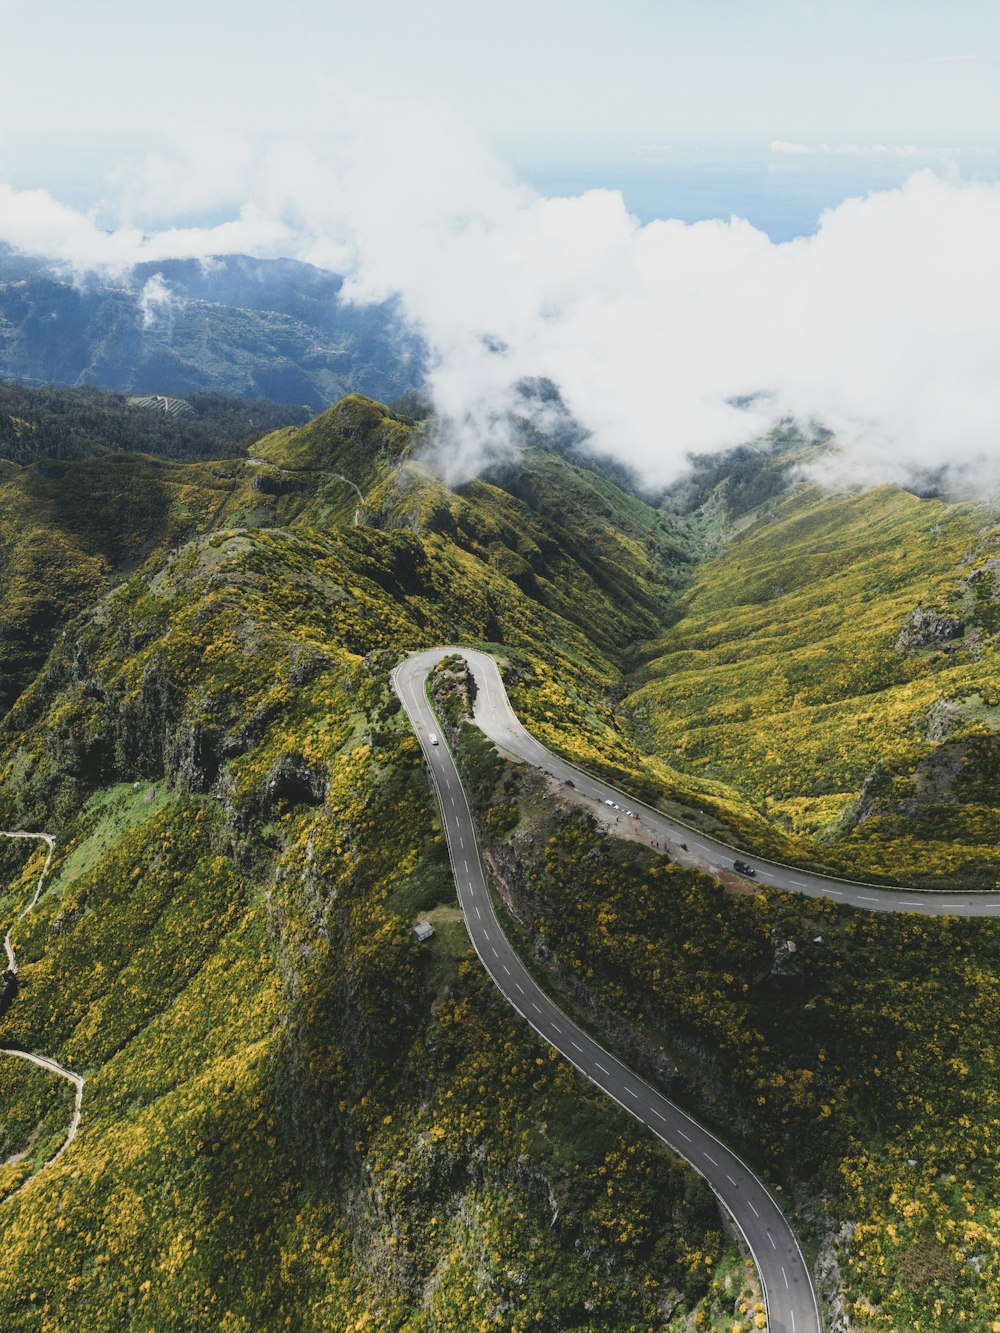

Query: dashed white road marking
left=703, top=1152, right=718, bottom=1166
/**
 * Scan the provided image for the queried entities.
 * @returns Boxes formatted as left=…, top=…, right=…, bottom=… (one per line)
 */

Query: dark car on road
left=733, top=859, right=756, bottom=877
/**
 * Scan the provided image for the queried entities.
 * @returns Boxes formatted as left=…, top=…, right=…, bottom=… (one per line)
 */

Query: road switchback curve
left=393, top=647, right=822, bottom=1333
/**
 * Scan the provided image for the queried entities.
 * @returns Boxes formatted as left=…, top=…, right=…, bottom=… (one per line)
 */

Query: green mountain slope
left=0, top=453, right=267, bottom=715
left=0, top=398, right=748, bottom=1330
left=627, top=482, right=1000, bottom=886
left=5, top=390, right=1000, bottom=1330
left=0, top=379, right=308, bottom=466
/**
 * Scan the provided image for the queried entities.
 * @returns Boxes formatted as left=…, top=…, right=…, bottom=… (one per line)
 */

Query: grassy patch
left=47, top=782, right=174, bottom=895
left=419, top=913, right=475, bottom=997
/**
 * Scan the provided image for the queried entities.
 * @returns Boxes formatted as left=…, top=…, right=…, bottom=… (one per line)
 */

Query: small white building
left=413, top=921, right=435, bottom=942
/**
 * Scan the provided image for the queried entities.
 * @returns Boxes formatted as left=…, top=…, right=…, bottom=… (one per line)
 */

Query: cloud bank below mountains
left=2, top=102, right=999, bottom=493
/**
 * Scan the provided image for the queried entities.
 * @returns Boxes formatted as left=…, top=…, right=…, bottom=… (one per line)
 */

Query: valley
left=0, top=393, right=998, bottom=1330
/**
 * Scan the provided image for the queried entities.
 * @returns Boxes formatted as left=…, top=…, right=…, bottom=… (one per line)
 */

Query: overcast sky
left=2, top=0, right=999, bottom=203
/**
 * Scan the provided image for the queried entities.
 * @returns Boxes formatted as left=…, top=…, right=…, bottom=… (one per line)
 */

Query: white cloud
left=137, top=272, right=178, bottom=329
left=0, top=182, right=294, bottom=272
left=2, top=102, right=1000, bottom=493
left=114, top=123, right=257, bottom=223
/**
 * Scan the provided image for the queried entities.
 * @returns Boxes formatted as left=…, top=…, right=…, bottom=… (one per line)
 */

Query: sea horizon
left=509, top=138, right=1000, bottom=241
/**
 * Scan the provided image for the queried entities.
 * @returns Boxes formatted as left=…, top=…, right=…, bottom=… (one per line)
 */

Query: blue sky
left=2, top=0, right=999, bottom=205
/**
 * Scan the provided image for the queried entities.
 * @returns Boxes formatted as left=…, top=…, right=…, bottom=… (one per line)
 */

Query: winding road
left=394, top=648, right=829, bottom=1333
left=445, top=649, right=1000, bottom=919
left=1, top=831, right=84, bottom=1185
left=394, top=647, right=1000, bottom=1330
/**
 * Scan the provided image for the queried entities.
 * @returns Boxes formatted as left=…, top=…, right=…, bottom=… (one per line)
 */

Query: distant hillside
left=0, top=251, right=424, bottom=408
left=0, top=379, right=308, bottom=465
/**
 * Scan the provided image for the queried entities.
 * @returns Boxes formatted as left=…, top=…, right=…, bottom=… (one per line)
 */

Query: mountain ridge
left=0, top=251, right=424, bottom=409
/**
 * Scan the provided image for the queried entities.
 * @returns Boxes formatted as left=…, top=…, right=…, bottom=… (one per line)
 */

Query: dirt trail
left=1, top=831, right=85, bottom=1190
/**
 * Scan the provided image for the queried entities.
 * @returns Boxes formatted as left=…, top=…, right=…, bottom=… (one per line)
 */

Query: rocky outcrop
left=895, top=606, right=964, bottom=653
left=815, top=1221, right=858, bottom=1333
left=769, top=935, right=802, bottom=980
left=919, top=696, right=969, bottom=742
left=962, top=552, right=1000, bottom=594
left=854, top=741, right=970, bottom=829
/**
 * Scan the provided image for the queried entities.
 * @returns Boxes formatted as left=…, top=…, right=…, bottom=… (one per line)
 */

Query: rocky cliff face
left=895, top=605, right=965, bottom=653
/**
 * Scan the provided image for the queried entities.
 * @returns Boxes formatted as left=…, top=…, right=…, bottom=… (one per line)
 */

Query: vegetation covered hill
left=0, top=379, right=309, bottom=465
left=4, top=389, right=1000, bottom=1330
left=627, top=482, right=1000, bottom=885
left=0, top=252, right=422, bottom=409
left=0, top=451, right=269, bottom=715
left=0, top=396, right=749, bottom=1330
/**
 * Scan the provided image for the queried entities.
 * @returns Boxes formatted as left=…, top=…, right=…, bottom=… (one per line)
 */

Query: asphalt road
left=393, top=647, right=822, bottom=1333
left=456, top=648, right=1000, bottom=919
